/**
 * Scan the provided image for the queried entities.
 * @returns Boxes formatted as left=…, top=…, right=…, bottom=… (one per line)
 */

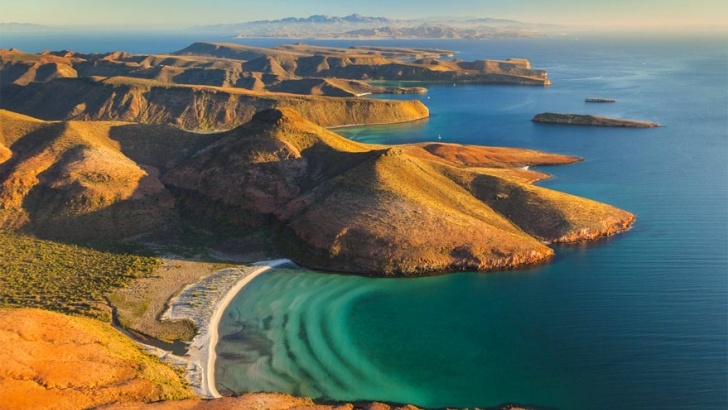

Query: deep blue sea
left=4, top=32, right=726, bottom=410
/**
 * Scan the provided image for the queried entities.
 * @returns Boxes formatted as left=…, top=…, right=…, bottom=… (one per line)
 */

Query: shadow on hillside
left=107, top=123, right=222, bottom=173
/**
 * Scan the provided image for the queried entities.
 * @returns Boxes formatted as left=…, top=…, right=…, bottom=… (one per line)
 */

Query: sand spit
left=156, top=259, right=292, bottom=398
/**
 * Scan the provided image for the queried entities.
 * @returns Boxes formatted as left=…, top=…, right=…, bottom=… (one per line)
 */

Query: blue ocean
left=5, top=32, right=726, bottom=409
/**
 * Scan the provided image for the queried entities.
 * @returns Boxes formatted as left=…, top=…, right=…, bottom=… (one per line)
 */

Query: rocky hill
left=0, top=43, right=550, bottom=131
left=0, top=43, right=549, bottom=121
left=1, top=108, right=633, bottom=275
left=162, top=108, right=634, bottom=275
left=0, top=109, right=214, bottom=240
left=0, top=308, right=191, bottom=410
left=174, top=42, right=550, bottom=85
left=0, top=77, right=429, bottom=130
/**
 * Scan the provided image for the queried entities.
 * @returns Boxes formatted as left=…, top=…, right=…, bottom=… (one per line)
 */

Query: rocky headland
left=1, top=108, right=634, bottom=276
left=0, top=77, right=429, bottom=130
left=0, top=44, right=549, bottom=132
left=532, top=113, right=659, bottom=128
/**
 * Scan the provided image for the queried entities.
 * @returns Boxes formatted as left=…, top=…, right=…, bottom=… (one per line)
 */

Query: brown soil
left=0, top=308, right=191, bottom=410
left=102, top=393, right=412, bottom=410
left=0, top=77, right=429, bottom=131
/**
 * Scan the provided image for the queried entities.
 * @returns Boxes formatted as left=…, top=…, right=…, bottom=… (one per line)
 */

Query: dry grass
left=0, top=111, right=177, bottom=240
left=0, top=234, right=160, bottom=318
left=0, top=308, right=191, bottom=410
left=107, top=259, right=235, bottom=342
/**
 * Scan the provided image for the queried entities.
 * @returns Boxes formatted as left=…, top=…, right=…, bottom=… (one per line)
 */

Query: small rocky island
left=585, top=98, right=615, bottom=103
left=532, top=113, right=659, bottom=128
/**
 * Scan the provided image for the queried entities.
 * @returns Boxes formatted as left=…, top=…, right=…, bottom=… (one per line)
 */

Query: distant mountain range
left=0, top=22, right=50, bottom=32
left=189, top=14, right=561, bottom=39
left=0, top=16, right=561, bottom=39
left=249, top=14, right=391, bottom=25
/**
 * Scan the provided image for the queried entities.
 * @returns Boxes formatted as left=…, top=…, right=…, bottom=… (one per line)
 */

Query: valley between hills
left=0, top=42, right=632, bottom=409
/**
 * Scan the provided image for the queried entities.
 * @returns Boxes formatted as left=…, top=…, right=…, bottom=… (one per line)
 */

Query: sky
left=2, top=0, right=727, bottom=30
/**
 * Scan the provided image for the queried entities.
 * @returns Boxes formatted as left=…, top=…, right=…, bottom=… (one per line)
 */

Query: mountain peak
left=251, top=108, right=304, bottom=125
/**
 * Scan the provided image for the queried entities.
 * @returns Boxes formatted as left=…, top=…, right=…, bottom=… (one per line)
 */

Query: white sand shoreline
left=157, top=258, right=291, bottom=398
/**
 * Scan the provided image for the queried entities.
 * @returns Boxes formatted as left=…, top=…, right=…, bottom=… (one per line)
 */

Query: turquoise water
left=2, top=33, right=726, bottom=409
left=217, top=35, right=727, bottom=410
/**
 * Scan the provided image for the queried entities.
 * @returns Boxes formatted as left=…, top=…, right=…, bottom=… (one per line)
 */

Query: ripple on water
left=216, top=270, right=428, bottom=402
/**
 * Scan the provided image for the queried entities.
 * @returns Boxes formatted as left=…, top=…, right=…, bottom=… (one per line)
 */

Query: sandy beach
left=160, top=258, right=291, bottom=398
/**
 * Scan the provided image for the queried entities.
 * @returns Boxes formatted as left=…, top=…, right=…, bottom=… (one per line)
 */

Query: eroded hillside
left=0, top=43, right=549, bottom=130
left=0, top=308, right=191, bottom=410
left=0, top=107, right=632, bottom=275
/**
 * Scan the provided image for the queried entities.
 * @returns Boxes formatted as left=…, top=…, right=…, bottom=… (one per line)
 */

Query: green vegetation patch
left=0, top=234, right=160, bottom=319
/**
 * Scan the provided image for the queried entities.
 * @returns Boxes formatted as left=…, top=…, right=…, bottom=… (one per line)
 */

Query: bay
left=217, top=34, right=727, bottom=410
left=3, top=32, right=725, bottom=409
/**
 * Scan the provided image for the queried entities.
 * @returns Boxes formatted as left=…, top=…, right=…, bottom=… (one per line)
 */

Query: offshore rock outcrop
left=532, top=113, right=659, bottom=128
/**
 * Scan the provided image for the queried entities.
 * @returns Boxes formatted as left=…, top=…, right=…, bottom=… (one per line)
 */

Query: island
left=585, top=98, right=615, bottom=103
left=532, top=112, right=660, bottom=128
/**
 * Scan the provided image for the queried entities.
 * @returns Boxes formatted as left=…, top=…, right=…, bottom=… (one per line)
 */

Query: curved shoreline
left=160, top=258, right=292, bottom=398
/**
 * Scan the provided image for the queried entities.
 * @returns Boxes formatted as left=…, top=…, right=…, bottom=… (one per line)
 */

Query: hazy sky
left=2, top=0, right=727, bottom=29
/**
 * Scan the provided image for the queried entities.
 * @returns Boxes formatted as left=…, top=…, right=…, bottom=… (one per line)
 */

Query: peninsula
left=0, top=43, right=549, bottom=130
left=532, top=112, right=660, bottom=128
left=1, top=107, right=633, bottom=275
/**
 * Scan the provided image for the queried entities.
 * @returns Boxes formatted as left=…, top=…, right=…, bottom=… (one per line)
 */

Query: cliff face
left=0, top=78, right=429, bottom=131
left=532, top=113, right=659, bottom=128
left=0, top=44, right=552, bottom=133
